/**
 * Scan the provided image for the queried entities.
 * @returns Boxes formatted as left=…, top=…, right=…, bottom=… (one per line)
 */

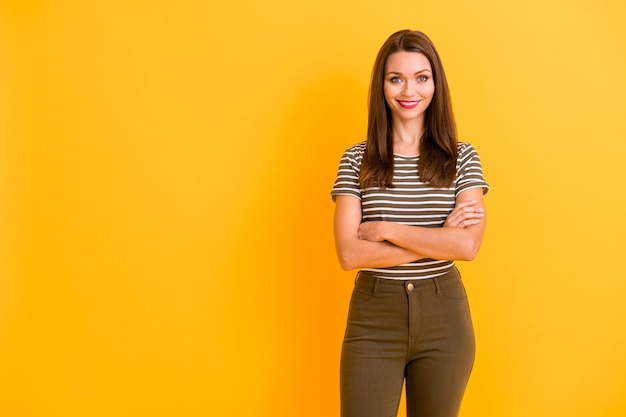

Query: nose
left=402, top=80, right=416, bottom=96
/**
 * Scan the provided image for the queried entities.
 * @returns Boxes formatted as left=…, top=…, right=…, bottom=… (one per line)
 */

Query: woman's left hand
left=444, top=199, right=485, bottom=228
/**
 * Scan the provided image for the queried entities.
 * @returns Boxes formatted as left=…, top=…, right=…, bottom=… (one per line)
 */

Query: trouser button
left=407, top=283, right=414, bottom=291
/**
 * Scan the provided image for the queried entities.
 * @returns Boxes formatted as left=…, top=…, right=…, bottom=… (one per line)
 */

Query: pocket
left=436, top=275, right=468, bottom=303
left=349, top=287, right=375, bottom=307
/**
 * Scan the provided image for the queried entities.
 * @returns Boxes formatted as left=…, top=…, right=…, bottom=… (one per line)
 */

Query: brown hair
left=359, top=30, right=458, bottom=189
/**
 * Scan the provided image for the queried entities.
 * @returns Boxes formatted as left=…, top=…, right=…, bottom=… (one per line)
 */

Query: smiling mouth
left=397, top=100, right=420, bottom=109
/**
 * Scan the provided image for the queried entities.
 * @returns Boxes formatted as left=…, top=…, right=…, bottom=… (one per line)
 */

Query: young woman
left=331, top=30, right=489, bottom=417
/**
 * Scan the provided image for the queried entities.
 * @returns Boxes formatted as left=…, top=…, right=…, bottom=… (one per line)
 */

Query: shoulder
left=457, top=141, right=476, bottom=154
left=456, top=141, right=483, bottom=160
left=343, top=141, right=367, bottom=158
left=338, top=141, right=367, bottom=168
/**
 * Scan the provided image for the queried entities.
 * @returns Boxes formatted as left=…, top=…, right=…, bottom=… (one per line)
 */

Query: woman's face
left=383, top=51, right=435, bottom=123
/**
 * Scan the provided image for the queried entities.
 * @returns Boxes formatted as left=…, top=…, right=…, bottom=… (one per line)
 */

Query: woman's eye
left=418, top=75, right=429, bottom=82
left=390, top=77, right=402, bottom=83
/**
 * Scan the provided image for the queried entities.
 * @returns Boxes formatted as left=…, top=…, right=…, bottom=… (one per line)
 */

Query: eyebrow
left=386, top=69, right=432, bottom=76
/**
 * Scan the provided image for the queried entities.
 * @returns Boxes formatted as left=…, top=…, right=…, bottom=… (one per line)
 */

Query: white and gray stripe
left=331, top=141, right=489, bottom=280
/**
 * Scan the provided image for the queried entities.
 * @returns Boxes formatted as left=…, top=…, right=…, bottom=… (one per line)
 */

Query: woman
left=331, top=30, right=489, bottom=417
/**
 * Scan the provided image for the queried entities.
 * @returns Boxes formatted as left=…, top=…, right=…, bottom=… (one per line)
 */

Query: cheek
left=428, top=82, right=436, bottom=97
left=383, top=84, right=393, bottom=99
left=383, top=87, right=396, bottom=105
left=421, top=83, right=435, bottom=98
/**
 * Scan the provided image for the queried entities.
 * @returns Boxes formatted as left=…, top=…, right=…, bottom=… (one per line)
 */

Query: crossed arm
left=333, top=187, right=486, bottom=271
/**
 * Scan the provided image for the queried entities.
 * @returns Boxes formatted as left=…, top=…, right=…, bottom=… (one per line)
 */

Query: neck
left=391, top=118, right=424, bottom=155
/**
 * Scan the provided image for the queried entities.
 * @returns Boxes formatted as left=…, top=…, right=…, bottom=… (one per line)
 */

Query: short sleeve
left=330, top=143, right=365, bottom=201
left=455, top=142, right=489, bottom=197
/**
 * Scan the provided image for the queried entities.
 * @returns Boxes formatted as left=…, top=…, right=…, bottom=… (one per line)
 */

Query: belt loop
left=433, top=277, right=441, bottom=295
left=373, top=276, right=380, bottom=295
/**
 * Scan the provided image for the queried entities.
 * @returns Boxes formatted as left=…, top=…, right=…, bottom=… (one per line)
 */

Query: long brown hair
left=360, top=30, right=458, bottom=189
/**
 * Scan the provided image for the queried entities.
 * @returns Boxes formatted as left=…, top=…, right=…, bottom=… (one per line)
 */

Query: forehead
left=385, top=51, right=432, bottom=72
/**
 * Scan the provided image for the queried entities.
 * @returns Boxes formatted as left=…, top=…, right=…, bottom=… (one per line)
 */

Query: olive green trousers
left=340, top=268, right=475, bottom=417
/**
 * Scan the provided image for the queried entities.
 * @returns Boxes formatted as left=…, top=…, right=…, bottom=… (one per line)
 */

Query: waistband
left=355, top=268, right=461, bottom=294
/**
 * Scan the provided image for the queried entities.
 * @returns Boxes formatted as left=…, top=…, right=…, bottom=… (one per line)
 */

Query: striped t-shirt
left=331, top=141, right=489, bottom=280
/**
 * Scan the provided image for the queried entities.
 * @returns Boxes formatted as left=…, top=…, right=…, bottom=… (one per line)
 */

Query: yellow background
left=2, top=0, right=625, bottom=416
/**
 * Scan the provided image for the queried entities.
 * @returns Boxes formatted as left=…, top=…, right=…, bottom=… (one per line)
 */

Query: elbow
left=338, top=257, right=356, bottom=271
left=339, top=261, right=353, bottom=271
left=458, top=252, right=477, bottom=262
left=457, top=240, right=481, bottom=261
left=337, top=250, right=358, bottom=271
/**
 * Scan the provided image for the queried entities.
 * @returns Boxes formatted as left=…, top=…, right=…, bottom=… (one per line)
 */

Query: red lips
left=397, top=100, right=419, bottom=109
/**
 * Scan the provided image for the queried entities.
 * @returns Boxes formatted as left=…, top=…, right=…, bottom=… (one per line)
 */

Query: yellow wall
left=2, top=0, right=625, bottom=416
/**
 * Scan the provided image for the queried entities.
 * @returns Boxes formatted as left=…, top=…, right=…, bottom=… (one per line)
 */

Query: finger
left=452, top=211, right=484, bottom=228
left=456, top=206, right=485, bottom=220
left=448, top=207, right=482, bottom=225
left=456, top=199, right=478, bottom=209
left=462, top=218, right=482, bottom=228
left=451, top=202, right=480, bottom=216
